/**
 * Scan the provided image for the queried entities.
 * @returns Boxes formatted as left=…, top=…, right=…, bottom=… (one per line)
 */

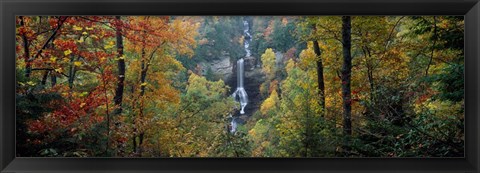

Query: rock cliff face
left=244, top=56, right=257, bottom=70
left=200, top=56, right=233, bottom=82
left=204, top=55, right=260, bottom=82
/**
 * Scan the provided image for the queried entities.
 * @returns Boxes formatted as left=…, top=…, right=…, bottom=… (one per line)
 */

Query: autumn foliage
left=16, top=16, right=464, bottom=157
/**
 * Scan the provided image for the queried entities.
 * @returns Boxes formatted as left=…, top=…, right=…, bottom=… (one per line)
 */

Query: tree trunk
left=68, top=55, right=76, bottom=89
left=41, top=71, right=49, bottom=85
left=51, top=75, right=57, bottom=87
left=25, top=16, right=67, bottom=78
left=425, top=16, right=437, bottom=77
left=50, top=31, right=57, bottom=87
left=313, top=40, right=325, bottom=115
left=132, top=47, right=147, bottom=156
left=132, top=31, right=149, bottom=156
left=140, top=46, right=147, bottom=96
left=113, top=16, right=126, bottom=116
left=113, top=16, right=126, bottom=155
left=361, top=46, right=375, bottom=119
left=341, top=16, right=353, bottom=138
left=20, top=16, right=32, bottom=78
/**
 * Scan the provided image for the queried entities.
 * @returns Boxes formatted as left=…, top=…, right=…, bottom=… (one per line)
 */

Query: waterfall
left=243, top=20, right=252, bottom=57
left=232, top=59, right=248, bottom=115
left=229, top=19, right=252, bottom=133
left=230, top=115, right=237, bottom=133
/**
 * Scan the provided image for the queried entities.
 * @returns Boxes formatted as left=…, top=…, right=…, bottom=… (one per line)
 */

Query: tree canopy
left=16, top=16, right=464, bottom=157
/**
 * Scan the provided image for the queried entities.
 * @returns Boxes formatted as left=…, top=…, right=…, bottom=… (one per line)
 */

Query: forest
left=16, top=16, right=464, bottom=157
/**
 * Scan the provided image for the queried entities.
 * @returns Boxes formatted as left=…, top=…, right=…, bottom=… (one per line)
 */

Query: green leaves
left=16, top=16, right=464, bottom=158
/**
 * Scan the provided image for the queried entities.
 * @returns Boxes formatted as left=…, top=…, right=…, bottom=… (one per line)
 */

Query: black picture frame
left=1, top=0, right=479, bottom=172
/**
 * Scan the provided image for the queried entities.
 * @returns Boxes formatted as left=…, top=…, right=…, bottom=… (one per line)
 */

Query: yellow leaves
left=166, top=18, right=199, bottom=56
left=141, top=82, right=148, bottom=86
left=186, top=73, right=229, bottom=99
left=49, top=56, right=57, bottom=63
left=298, top=47, right=317, bottom=70
left=238, top=36, right=244, bottom=45
left=114, top=56, right=125, bottom=61
left=64, top=49, right=72, bottom=56
left=54, top=68, right=63, bottom=73
left=72, top=25, right=83, bottom=31
left=260, top=89, right=279, bottom=116
left=248, top=128, right=257, bottom=137
left=415, top=99, right=464, bottom=119
left=79, top=92, right=89, bottom=97
left=16, top=59, right=26, bottom=69
left=26, top=81, right=36, bottom=86
left=74, top=61, right=82, bottom=67
left=76, top=37, right=84, bottom=43
left=82, top=32, right=88, bottom=35
left=104, top=41, right=115, bottom=49
left=320, top=43, right=328, bottom=51
left=85, top=27, right=94, bottom=31
left=285, top=59, right=295, bottom=74
left=261, top=48, right=276, bottom=80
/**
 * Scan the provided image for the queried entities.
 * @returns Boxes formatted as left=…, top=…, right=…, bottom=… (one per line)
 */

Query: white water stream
left=230, top=20, right=252, bottom=133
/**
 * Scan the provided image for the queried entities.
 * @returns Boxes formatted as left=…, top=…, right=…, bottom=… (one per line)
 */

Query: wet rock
left=244, top=56, right=257, bottom=71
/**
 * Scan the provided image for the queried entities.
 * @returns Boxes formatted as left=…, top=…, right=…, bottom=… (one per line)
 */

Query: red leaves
left=54, top=39, right=78, bottom=53
left=351, top=90, right=359, bottom=95
left=118, top=137, right=129, bottom=143
left=27, top=120, right=48, bottom=134
left=416, top=94, right=430, bottom=104
left=17, top=26, right=35, bottom=40
left=27, top=86, right=107, bottom=137
left=48, top=17, right=67, bottom=29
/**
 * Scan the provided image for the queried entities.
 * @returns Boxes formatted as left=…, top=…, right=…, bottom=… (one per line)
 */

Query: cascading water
left=230, top=20, right=252, bottom=133
left=232, top=58, right=248, bottom=114
left=243, top=20, right=252, bottom=57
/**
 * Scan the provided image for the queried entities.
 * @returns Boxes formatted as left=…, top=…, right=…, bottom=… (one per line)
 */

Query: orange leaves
left=263, top=20, right=275, bottom=40
left=54, top=39, right=79, bottom=55
left=125, top=16, right=199, bottom=57
left=17, top=26, right=36, bottom=40
left=125, top=16, right=169, bottom=48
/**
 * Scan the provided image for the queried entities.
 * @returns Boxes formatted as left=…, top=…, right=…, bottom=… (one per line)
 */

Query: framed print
left=1, top=0, right=479, bottom=172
